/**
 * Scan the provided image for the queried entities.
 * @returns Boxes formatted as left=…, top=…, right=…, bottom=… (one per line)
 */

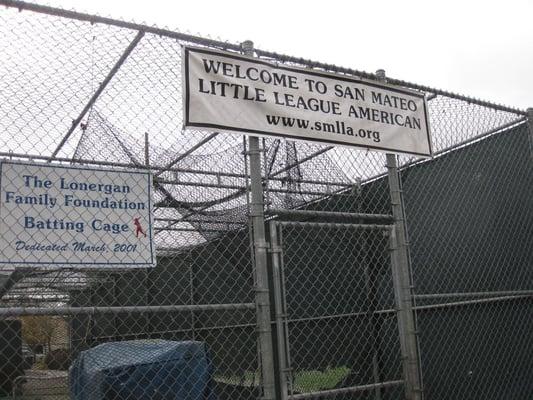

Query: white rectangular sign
left=0, top=161, right=156, bottom=268
left=183, top=47, right=432, bottom=157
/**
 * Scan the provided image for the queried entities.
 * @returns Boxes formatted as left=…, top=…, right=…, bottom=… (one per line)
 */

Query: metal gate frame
left=269, top=219, right=406, bottom=400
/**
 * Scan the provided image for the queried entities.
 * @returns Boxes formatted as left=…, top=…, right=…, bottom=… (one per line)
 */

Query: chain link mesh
left=273, top=223, right=401, bottom=397
left=0, top=2, right=531, bottom=400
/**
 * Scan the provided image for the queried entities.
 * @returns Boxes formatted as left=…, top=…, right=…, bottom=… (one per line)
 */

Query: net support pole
left=242, top=40, right=276, bottom=400
left=378, top=69, right=424, bottom=400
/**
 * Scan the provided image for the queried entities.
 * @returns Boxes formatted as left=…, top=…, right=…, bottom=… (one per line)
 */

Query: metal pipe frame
left=155, top=217, right=246, bottom=226
left=269, top=146, right=333, bottom=178
left=271, top=219, right=394, bottom=400
left=283, top=310, right=396, bottom=325
left=269, top=221, right=289, bottom=400
left=278, top=221, right=392, bottom=230
left=359, top=227, right=384, bottom=400
left=0, top=0, right=525, bottom=116
left=155, top=178, right=347, bottom=197
left=287, top=380, right=404, bottom=400
left=154, top=227, right=235, bottom=233
left=378, top=68, right=423, bottom=400
left=156, top=201, right=230, bottom=233
left=153, top=132, right=219, bottom=178
left=49, top=30, right=145, bottom=159
left=276, top=222, right=295, bottom=396
left=243, top=40, right=276, bottom=400
left=388, top=156, right=424, bottom=400
left=1, top=295, right=69, bottom=302
left=415, top=295, right=532, bottom=311
left=414, top=290, right=533, bottom=299
left=527, top=108, right=533, bottom=156
left=268, top=209, right=393, bottom=222
left=2, top=294, right=525, bottom=319
left=0, top=302, right=255, bottom=317
left=156, top=177, right=350, bottom=190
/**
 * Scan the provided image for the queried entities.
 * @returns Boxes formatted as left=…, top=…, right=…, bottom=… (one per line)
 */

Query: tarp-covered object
left=70, top=340, right=217, bottom=400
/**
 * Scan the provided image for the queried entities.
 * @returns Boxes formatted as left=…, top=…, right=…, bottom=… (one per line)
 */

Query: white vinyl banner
left=0, top=161, right=156, bottom=268
left=183, top=47, right=432, bottom=157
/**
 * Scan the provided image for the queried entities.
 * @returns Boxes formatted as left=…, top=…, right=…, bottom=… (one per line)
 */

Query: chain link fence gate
left=0, top=2, right=531, bottom=400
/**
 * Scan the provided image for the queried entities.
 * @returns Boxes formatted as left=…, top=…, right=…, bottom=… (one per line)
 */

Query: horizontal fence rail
left=0, top=303, right=255, bottom=317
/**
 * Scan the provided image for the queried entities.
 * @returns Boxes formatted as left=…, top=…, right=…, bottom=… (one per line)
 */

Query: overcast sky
left=35, top=0, right=532, bottom=110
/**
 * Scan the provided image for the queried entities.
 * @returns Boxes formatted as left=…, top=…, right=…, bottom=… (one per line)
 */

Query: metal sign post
left=377, top=69, right=424, bottom=400
left=242, top=40, right=276, bottom=400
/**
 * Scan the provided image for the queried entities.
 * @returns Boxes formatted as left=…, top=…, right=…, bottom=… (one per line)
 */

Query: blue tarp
left=70, top=340, right=217, bottom=400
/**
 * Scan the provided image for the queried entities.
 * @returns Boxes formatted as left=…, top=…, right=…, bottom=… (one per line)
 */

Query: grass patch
left=293, top=366, right=350, bottom=392
left=215, top=370, right=260, bottom=386
left=213, top=366, right=352, bottom=393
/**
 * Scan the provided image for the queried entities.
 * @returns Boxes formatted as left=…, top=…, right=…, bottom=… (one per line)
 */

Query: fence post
left=377, top=69, right=423, bottom=400
left=269, top=221, right=289, bottom=400
left=526, top=107, right=533, bottom=158
left=242, top=40, right=276, bottom=400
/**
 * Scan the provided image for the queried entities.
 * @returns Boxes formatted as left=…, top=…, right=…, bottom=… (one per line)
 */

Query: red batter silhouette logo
left=133, top=217, right=147, bottom=238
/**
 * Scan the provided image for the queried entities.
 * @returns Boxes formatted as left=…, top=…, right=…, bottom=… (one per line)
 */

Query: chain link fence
left=0, top=1, right=531, bottom=400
